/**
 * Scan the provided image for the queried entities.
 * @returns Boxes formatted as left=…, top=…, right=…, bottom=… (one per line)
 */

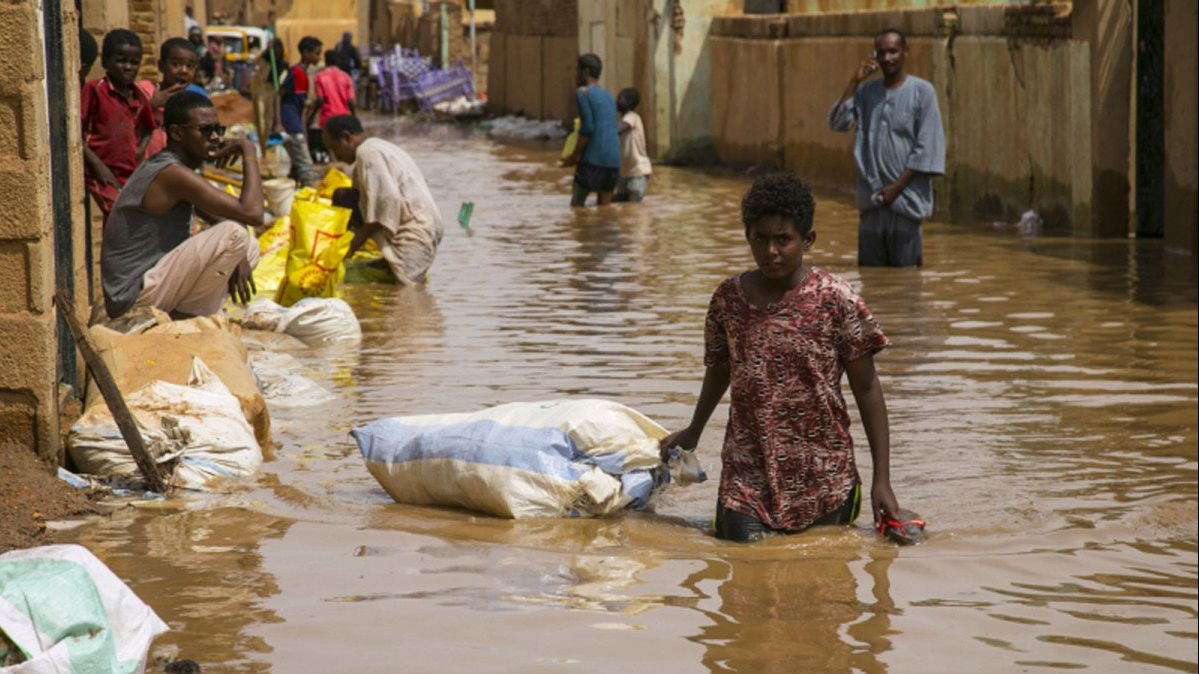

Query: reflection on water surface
left=67, top=117, right=1198, bottom=674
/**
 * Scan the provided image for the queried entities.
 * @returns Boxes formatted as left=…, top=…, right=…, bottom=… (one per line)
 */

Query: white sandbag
left=484, top=115, right=568, bottom=141
left=248, top=351, right=336, bottom=407
left=0, top=544, right=168, bottom=674
left=351, top=399, right=699, bottom=519
left=242, top=297, right=361, bottom=345
left=68, top=358, right=262, bottom=490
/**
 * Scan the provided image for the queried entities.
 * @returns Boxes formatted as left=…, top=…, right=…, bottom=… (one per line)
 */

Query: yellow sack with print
left=252, top=216, right=291, bottom=294
left=274, top=200, right=353, bottom=307
left=316, top=167, right=353, bottom=200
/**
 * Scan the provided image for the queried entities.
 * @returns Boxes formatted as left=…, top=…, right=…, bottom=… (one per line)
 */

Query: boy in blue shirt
left=561, top=53, right=620, bottom=207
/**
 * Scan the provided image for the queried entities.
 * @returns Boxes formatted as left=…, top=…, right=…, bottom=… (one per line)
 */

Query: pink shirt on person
left=314, top=66, right=355, bottom=127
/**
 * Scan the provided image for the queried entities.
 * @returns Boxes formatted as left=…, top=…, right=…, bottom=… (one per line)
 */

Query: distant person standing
left=276, top=36, right=323, bottom=186
left=614, top=87, right=651, bottom=203
left=560, top=53, right=620, bottom=207
left=183, top=6, right=200, bottom=35
left=334, top=31, right=362, bottom=75
left=828, top=28, right=945, bottom=267
left=308, top=50, right=357, bottom=129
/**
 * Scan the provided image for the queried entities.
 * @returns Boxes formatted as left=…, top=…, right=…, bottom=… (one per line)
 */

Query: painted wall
left=1163, top=1, right=1198, bottom=256
left=652, top=0, right=738, bottom=162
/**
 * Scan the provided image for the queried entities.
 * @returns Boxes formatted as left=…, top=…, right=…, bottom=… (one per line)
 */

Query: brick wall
left=129, top=0, right=163, bottom=80
left=0, top=0, right=87, bottom=459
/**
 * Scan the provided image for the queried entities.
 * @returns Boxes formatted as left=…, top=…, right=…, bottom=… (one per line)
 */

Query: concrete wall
left=710, top=37, right=782, bottom=165
left=1163, top=1, right=1198, bottom=256
left=0, top=0, right=88, bottom=459
left=709, top=3, right=1131, bottom=236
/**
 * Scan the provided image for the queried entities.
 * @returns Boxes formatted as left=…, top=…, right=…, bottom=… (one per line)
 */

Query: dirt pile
left=0, top=443, right=97, bottom=552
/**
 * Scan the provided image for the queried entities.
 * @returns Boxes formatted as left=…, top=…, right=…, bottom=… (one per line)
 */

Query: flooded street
left=65, top=116, right=1197, bottom=673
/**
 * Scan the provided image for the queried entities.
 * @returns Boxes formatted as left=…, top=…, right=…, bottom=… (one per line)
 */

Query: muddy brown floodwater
left=63, top=116, right=1198, bottom=674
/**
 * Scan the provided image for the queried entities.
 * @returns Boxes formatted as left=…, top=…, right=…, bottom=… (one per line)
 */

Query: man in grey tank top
left=101, top=91, right=265, bottom=320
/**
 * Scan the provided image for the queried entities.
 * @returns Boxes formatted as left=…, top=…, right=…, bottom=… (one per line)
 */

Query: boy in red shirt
left=307, top=49, right=357, bottom=130
left=82, top=29, right=156, bottom=222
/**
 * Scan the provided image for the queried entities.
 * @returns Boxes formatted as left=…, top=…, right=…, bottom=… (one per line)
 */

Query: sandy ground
left=0, top=426, right=98, bottom=552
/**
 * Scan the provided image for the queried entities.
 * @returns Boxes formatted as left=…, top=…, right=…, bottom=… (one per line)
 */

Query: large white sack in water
left=242, top=297, right=361, bottom=344
left=0, top=544, right=168, bottom=674
left=68, top=358, right=262, bottom=490
left=351, top=399, right=676, bottom=519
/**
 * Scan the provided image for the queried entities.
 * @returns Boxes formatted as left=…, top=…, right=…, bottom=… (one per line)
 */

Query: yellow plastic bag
left=294, top=186, right=322, bottom=204
left=316, top=167, right=353, bottom=200
left=274, top=200, right=353, bottom=307
left=561, top=117, right=581, bottom=160
left=252, top=216, right=291, bottom=294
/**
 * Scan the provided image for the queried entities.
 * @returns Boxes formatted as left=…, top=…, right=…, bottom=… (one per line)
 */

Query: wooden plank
left=54, top=291, right=170, bottom=494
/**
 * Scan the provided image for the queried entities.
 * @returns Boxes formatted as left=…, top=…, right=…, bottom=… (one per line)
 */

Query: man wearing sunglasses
left=100, top=91, right=264, bottom=321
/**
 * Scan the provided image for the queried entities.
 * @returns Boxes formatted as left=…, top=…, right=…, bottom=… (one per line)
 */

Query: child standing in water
left=614, top=88, right=651, bottom=203
left=660, top=173, right=903, bottom=542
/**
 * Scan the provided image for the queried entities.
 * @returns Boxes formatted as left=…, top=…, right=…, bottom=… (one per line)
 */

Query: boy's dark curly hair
left=740, top=172, right=816, bottom=234
left=101, top=29, right=142, bottom=65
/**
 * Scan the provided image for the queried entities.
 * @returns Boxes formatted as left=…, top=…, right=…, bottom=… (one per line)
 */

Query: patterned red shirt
left=706, top=269, right=890, bottom=531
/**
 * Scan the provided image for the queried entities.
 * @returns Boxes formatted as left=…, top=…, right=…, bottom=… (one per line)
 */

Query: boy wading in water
left=561, top=53, right=621, bottom=207
left=660, top=173, right=903, bottom=542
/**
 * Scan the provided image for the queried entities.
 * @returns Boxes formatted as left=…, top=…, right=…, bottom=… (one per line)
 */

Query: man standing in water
left=323, top=115, right=443, bottom=285
left=561, top=54, right=621, bottom=208
left=829, top=28, right=945, bottom=267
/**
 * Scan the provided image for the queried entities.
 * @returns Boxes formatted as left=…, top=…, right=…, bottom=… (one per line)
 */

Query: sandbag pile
left=68, top=314, right=268, bottom=491
left=69, top=358, right=262, bottom=490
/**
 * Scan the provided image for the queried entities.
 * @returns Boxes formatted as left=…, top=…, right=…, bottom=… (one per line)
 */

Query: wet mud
left=64, top=116, right=1198, bottom=673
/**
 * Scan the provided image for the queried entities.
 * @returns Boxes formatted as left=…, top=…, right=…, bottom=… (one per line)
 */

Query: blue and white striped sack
left=351, top=399, right=702, bottom=519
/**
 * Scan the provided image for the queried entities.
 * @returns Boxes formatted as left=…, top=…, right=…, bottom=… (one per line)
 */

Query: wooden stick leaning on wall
left=53, top=291, right=170, bottom=495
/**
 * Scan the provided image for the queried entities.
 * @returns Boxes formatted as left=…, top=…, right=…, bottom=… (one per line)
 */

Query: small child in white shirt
left=615, top=88, right=652, bottom=203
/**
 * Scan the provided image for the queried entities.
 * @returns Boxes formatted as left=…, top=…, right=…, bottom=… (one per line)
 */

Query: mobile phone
left=872, top=49, right=879, bottom=60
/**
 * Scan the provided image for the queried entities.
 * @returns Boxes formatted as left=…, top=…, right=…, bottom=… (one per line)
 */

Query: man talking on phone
left=829, top=28, right=945, bottom=267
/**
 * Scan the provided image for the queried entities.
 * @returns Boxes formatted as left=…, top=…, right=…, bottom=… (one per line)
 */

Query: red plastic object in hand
left=876, top=508, right=927, bottom=546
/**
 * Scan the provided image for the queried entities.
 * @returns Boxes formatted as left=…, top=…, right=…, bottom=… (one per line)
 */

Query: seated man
left=322, top=114, right=443, bottom=285
left=101, top=91, right=263, bottom=320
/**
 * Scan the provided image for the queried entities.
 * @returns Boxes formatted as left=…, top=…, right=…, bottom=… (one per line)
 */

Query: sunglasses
left=179, top=123, right=226, bottom=137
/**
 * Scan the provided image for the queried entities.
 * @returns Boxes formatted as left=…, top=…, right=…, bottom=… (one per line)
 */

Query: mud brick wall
left=128, top=0, right=163, bottom=80
left=0, top=0, right=88, bottom=459
left=488, top=0, right=577, bottom=120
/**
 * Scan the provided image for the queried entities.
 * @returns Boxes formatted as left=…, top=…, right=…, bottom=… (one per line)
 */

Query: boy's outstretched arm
left=845, top=353, right=900, bottom=522
left=659, top=361, right=731, bottom=460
